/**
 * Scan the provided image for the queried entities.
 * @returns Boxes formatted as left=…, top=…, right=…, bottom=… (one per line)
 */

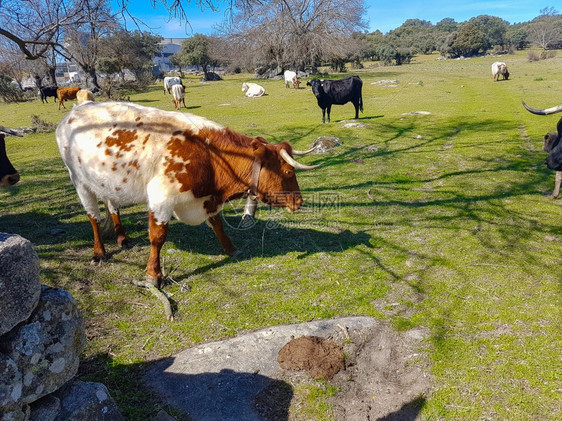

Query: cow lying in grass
left=522, top=101, right=562, bottom=198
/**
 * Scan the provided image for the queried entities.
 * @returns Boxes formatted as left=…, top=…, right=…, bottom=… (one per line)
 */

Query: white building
left=153, top=38, right=187, bottom=75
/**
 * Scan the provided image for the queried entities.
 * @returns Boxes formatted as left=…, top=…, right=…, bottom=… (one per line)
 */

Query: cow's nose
left=289, top=194, right=303, bottom=212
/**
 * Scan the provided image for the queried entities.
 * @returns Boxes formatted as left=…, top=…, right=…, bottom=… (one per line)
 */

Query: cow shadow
left=0, top=206, right=372, bottom=283
left=164, top=215, right=373, bottom=280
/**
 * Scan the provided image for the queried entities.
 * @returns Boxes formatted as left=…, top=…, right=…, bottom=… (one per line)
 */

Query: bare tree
left=0, top=0, right=84, bottom=59
left=0, top=41, right=35, bottom=89
left=527, top=14, right=562, bottom=50
left=220, top=0, right=367, bottom=72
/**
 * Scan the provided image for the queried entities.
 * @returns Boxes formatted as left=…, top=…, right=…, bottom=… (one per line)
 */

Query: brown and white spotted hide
left=56, top=101, right=305, bottom=286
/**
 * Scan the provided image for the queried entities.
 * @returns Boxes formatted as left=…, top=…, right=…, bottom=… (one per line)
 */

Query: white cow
left=171, top=83, right=186, bottom=109
left=241, top=82, right=265, bottom=97
left=284, top=70, right=300, bottom=89
left=491, top=62, right=509, bottom=81
left=163, top=76, right=182, bottom=94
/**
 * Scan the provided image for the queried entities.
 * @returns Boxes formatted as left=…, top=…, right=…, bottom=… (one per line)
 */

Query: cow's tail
left=359, top=91, right=364, bottom=113
left=101, top=201, right=114, bottom=238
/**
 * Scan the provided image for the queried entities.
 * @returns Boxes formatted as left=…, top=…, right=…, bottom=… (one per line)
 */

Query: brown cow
left=56, top=86, right=81, bottom=110
left=56, top=102, right=320, bottom=287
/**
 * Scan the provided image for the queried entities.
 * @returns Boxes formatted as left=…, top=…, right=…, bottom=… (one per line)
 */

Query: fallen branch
left=337, top=323, right=350, bottom=341
left=366, top=189, right=374, bottom=201
left=132, top=279, right=174, bottom=321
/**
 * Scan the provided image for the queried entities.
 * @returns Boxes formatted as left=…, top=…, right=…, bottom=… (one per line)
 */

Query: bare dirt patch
left=327, top=323, right=432, bottom=420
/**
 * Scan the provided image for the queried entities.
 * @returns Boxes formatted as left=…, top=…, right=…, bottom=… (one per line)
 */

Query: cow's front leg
left=88, top=215, right=107, bottom=263
left=207, top=214, right=237, bottom=256
left=146, top=210, right=168, bottom=286
left=326, top=105, right=332, bottom=123
left=551, top=171, right=562, bottom=199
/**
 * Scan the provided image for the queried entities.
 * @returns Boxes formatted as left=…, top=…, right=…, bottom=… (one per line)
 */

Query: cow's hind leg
left=76, top=187, right=107, bottom=262
left=353, top=101, right=360, bottom=119
left=146, top=210, right=169, bottom=287
left=207, top=214, right=237, bottom=256
left=106, top=200, right=129, bottom=247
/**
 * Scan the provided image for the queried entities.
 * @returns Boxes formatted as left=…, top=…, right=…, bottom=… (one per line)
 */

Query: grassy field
left=1, top=49, right=561, bottom=420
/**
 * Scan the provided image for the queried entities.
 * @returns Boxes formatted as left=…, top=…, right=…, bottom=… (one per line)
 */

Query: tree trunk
left=46, top=67, right=57, bottom=86
left=86, top=68, right=100, bottom=89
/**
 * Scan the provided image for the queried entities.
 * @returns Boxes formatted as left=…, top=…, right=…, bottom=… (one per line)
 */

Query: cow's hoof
left=145, top=274, right=161, bottom=288
left=119, top=238, right=131, bottom=249
left=90, top=255, right=107, bottom=265
left=229, top=249, right=243, bottom=258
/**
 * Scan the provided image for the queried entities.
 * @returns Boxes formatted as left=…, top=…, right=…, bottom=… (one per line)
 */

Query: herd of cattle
left=1, top=64, right=561, bottom=287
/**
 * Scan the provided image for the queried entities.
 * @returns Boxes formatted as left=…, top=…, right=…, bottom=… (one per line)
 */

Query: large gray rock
left=50, top=381, right=123, bottom=421
left=29, top=394, right=60, bottom=421
left=0, top=233, right=41, bottom=336
left=0, top=353, right=22, bottom=409
left=0, top=407, right=27, bottom=421
left=0, top=286, right=86, bottom=405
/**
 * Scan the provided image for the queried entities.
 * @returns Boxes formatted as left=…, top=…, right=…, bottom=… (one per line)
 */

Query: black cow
left=0, top=126, right=21, bottom=187
left=523, top=101, right=562, bottom=196
left=39, top=86, right=58, bottom=103
left=307, top=76, right=363, bottom=123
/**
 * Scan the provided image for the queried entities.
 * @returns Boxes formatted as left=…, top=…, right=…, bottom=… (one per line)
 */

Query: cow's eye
left=284, top=169, right=294, bottom=177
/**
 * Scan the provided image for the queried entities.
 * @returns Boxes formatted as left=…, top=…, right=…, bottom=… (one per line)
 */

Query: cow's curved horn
left=292, top=146, right=317, bottom=155
left=522, top=101, right=562, bottom=115
left=280, top=149, right=321, bottom=170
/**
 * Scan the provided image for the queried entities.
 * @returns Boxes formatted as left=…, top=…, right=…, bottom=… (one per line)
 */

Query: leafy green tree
left=99, top=30, right=162, bottom=82
left=469, top=15, right=509, bottom=50
left=172, top=34, right=219, bottom=80
left=506, top=24, right=528, bottom=50
left=450, top=22, right=486, bottom=56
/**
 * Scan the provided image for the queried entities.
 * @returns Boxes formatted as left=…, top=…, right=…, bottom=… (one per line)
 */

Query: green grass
left=1, top=50, right=561, bottom=420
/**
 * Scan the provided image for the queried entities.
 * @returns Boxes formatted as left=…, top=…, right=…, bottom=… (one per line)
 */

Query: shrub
left=0, top=75, right=24, bottom=103
left=30, top=115, right=56, bottom=133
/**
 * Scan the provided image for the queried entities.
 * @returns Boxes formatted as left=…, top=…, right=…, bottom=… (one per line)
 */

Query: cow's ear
left=251, top=139, right=267, bottom=160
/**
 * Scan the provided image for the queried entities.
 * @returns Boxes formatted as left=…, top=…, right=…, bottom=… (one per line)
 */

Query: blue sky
left=112, top=1, right=551, bottom=38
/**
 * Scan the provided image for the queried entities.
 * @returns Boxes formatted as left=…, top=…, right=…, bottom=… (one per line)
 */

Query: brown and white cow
left=0, top=126, right=21, bottom=187
left=56, top=101, right=319, bottom=286
left=523, top=101, right=562, bottom=197
left=171, top=84, right=186, bottom=110
left=284, top=71, right=300, bottom=89
left=491, top=62, right=509, bottom=81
